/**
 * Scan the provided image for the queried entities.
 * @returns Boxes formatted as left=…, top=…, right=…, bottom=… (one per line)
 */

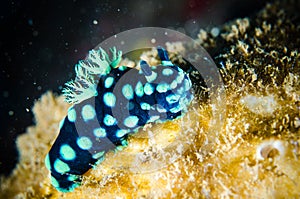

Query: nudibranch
left=45, top=46, right=193, bottom=192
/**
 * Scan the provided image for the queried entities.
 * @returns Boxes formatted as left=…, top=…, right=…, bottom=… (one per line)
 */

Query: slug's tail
left=49, top=173, right=81, bottom=193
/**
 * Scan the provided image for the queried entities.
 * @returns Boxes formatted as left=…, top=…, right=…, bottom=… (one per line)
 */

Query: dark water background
left=0, top=0, right=269, bottom=176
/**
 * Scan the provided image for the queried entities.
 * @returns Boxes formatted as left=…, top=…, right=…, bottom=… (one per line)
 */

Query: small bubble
left=37, top=86, right=42, bottom=91
left=28, top=19, right=33, bottom=26
left=3, top=91, right=9, bottom=98
left=26, top=108, right=30, bottom=112
left=120, top=41, right=125, bottom=45
left=151, top=38, right=156, bottom=43
left=117, top=8, right=120, bottom=12
left=8, top=111, right=14, bottom=116
left=93, top=20, right=98, bottom=25
left=33, top=30, right=39, bottom=37
left=210, top=27, right=220, bottom=37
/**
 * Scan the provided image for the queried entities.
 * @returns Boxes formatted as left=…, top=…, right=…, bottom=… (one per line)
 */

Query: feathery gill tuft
left=62, top=47, right=122, bottom=104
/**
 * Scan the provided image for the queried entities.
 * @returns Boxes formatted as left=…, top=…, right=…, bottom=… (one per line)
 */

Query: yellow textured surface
left=1, top=1, right=300, bottom=198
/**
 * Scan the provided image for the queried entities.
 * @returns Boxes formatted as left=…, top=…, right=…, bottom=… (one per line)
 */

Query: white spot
left=122, top=84, right=134, bottom=100
left=67, top=175, right=78, bottom=182
left=162, top=68, right=174, bottom=76
left=92, top=151, right=105, bottom=159
left=51, top=176, right=59, bottom=188
left=121, top=139, right=128, bottom=146
left=184, top=79, right=192, bottom=91
left=162, top=60, right=173, bottom=66
left=140, top=102, right=151, bottom=110
left=104, top=77, right=114, bottom=88
left=103, top=114, right=116, bottom=126
left=170, top=80, right=177, bottom=89
left=156, top=83, right=169, bottom=93
left=176, top=73, right=184, bottom=84
left=103, top=92, right=116, bottom=107
left=116, top=129, right=129, bottom=138
left=77, top=136, right=93, bottom=150
left=81, top=104, right=96, bottom=121
left=60, top=144, right=76, bottom=160
left=93, top=127, right=106, bottom=137
left=176, top=87, right=184, bottom=95
left=144, top=83, right=154, bottom=95
left=166, top=94, right=180, bottom=104
left=145, top=71, right=157, bottom=82
left=54, top=159, right=70, bottom=174
left=151, top=38, right=156, bottom=43
left=124, top=116, right=139, bottom=128
left=240, top=95, right=278, bottom=115
left=67, top=107, right=76, bottom=122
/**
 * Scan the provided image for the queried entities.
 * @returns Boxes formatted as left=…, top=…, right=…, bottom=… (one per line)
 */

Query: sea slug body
left=45, top=46, right=193, bottom=192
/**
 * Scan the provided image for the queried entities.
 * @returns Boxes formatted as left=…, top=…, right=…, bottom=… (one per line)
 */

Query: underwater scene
left=1, top=0, right=300, bottom=198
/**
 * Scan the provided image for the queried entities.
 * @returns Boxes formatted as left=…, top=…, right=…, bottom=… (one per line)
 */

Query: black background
left=0, top=0, right=269, bottom=175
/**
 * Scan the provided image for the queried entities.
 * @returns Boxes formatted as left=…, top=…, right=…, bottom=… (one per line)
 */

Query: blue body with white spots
left=45, top=46, right=193, bottom=192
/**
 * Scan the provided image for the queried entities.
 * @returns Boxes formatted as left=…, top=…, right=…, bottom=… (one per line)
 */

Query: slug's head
left=139, top=46, right=193, bottom=119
